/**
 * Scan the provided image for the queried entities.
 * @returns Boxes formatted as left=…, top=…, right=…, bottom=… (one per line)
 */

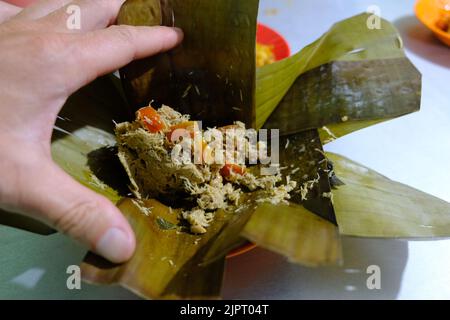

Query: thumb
left=22, top=162, right=135, bottom=263
left=0, top=1, right=21, bottom=24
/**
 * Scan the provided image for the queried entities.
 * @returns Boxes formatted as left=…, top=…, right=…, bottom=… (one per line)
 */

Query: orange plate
left=226, top=23, right=290, bottom=259
left=415, top=0, right=450, bottom=47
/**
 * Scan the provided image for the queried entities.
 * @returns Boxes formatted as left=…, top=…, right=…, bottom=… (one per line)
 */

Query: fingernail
left=172, top=27, right=184, bottom=37
left=96, top=228, right=134, bottom=263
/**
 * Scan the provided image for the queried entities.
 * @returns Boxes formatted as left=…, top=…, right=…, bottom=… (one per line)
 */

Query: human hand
left=0, top=0, right=183, bottom=263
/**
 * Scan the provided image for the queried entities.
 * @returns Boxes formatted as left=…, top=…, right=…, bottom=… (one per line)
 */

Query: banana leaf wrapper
left=243, top=202, right=342, bottom=267
left=52, top=76, right=130, bottom=203
left=82, top=198, right=237, bottom=299
left=114, top=5, right=418, bottom=265
left=240, top=13, right=421, bottom=265
left=263, top=58, right=421, bottom=142
left=201, top=130, right=341, bottom=265
left=241, top=13, right=423, bottom=264
left=258, top=13, right=421, bottom=141
left=77, top=0, right=344, bottom=297
left=118, top=0, right=258, bottom=128
left=327, top=153, right=450, bottom=238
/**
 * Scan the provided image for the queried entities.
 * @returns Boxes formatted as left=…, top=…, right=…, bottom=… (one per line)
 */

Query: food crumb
left=322, top=192, right=334, bottom=204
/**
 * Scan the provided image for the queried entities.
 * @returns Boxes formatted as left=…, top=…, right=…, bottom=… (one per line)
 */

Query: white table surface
left=1, top=0, right=449, bottom=300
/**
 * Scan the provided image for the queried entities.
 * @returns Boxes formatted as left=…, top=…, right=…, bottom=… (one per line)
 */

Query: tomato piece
left=220, top=164, right=246, bottom=178
left=136, top=106, right=166, bottom=133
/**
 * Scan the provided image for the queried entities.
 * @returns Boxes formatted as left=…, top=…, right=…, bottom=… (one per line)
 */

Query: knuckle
left=29, top=34, right=65, bottom=57
left=53, top=200, right=99, bottom=241
left=112, top=25, right=136, bottom=45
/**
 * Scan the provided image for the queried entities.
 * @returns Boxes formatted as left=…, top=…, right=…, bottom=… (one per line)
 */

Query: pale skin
left=0, top=0, right=183, bottom=263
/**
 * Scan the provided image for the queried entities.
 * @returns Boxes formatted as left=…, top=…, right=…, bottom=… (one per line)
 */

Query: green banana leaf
left=52, top=75, right=130, bottom=203
left=327, top=153, right=450, bottom=238
left=257, top=13, right=421, bottom=141
left=118, top=0, right=258, bottom=128
left=75, top=0, right=344, bottom=296
left=263, top=58, right=421, bottom=141
left=235, top=129, right=342, bottom=266
left=242, top=202, right=342, bottom=266
left=82, top=198, right=226, bottom=299
left=279, top=130, right=336, bottom=223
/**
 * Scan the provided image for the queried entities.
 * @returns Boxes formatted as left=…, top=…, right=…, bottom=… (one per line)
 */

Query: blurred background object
left=415, top=0, right=450, bottom=46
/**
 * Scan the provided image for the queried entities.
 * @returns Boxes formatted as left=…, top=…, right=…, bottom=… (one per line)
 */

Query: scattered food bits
left=285, top=138, right=290, bottom=149
left=322, top=192, right=334, bottom=204
left=116, top=105, right=299, bottom=234
left=322, top=126, right=338, bottom=141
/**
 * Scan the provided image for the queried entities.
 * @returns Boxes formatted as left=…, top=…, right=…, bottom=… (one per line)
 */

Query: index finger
left=65, top=25, right=183, bottom=93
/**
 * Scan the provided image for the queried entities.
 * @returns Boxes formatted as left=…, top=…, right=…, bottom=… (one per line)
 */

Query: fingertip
left=96, top=203, right=136, bottom=263
left=171, top=27, right=184, bottom=40
left=85, top=200, right=136, bottom=263
left=95, top=225, right=136, bottom=263
left=155, top=26, right=184, bottom=49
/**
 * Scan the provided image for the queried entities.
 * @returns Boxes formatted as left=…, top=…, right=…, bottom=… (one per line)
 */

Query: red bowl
left=227, top=23, right=290, bottom=259
left=256, top=23, right=291, bottom=60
